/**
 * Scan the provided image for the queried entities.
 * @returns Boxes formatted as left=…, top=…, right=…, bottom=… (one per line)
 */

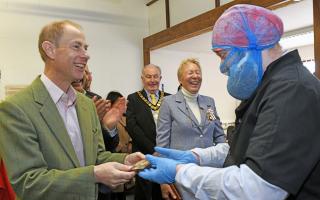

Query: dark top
left=85, top=90, right=119, bottom=152
left=224, top=50, right=320, bottom=200
left=126, top=90, right=170, bottom=154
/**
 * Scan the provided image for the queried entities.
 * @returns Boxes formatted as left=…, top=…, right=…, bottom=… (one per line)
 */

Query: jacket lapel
left=32, top=77, right=80, bottom=167
left=198, top=95, right=208, bottom=128
left=76, top=95, right=94, bottom=165
left=176, top=91, right=200, bottom=127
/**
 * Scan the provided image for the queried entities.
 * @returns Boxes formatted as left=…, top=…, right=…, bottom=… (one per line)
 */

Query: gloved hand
left=155, top=147, right=198, bottom=164
left=138, top=155, right=179, bottom=184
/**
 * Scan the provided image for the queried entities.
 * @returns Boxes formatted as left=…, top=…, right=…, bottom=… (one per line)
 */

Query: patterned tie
left=150, top=93, right=159, bottom=124
left=150, top=93, right=157, bottom=105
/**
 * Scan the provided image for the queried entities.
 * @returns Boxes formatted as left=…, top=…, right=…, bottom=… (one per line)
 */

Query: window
left=303, top=59, right=315, bottom=74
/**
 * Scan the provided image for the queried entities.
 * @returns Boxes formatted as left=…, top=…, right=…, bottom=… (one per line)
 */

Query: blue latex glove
left=155, top=146, right=198, bottom=164
left=138, top=154, right=179, bottom=184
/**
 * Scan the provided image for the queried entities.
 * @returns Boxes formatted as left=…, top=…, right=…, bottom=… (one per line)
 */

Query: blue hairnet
left=212, top=4, right=284, bottom=50
left=211, top=4, right=284, bottom=100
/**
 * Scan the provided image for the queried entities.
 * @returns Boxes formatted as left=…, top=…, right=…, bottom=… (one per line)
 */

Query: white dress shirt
left=175, top=143, right=288, bottom=200
left=40, top=74, right=85, bottom=166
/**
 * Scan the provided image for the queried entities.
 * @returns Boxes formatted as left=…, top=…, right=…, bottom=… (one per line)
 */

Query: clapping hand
left=102, top=97, right=127, bottom=130
left=92, top=97, right=111, bottom=121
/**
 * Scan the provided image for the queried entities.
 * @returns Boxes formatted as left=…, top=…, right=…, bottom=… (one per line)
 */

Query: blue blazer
left=156, top=90, right=225, bottom=150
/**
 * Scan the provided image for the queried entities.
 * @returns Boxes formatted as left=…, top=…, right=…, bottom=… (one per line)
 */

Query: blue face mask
left=220, top=48, right=263, bottom=100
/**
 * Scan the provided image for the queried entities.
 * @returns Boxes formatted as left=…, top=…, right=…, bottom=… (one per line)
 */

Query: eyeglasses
left=213, top=48, right=230, bottom=60
left=218, top=48, right=247, bottom=76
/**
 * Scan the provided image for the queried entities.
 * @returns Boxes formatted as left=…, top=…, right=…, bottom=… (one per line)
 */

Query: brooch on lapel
left=206, top=108, right=216, bottom=121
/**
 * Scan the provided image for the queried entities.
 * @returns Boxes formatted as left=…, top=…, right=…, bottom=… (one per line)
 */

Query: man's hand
left=112, top=97, right=127, bottom=115
left=161, top=184, right=177, bottom=200
left=92, top=97, right=111, bottom=121
left=138, top=155, right=179, bottom=184
left=102, top=97, right=127, bottom=130
left=124, top=152, right=145, bottom=166
left=94, top=162, right=135, bottom=189
left=155, top=147, right=199, bottom=164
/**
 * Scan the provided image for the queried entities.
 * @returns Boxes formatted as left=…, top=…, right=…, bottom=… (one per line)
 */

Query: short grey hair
left=141, top=64, right=162, bottom=76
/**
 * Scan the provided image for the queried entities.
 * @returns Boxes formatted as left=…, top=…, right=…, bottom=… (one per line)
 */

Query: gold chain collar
left=137, top=91, right=164, bottom=111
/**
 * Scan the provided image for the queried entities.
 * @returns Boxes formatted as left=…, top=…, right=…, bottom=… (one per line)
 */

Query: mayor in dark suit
left=127, top=64, right=170, bottom=200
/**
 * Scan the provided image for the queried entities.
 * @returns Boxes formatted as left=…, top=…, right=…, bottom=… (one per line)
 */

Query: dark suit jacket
left=126, top=90, right=170, bottom=154
left=0, top=77, right=126, bottom=200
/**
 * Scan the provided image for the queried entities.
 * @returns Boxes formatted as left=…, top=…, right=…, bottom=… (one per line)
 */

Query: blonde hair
left=38, top=20, right=83, bottom=61
left=177, top=58, right=201, bottom=80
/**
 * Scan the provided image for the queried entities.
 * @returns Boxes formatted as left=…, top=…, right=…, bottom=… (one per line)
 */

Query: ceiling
left=156, top=0, right=313, bottom=54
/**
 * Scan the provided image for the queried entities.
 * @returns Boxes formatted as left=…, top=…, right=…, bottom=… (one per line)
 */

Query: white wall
left=297, top=44, right=315, bottom=73
left=151, top=49, right=237, bottom=125
left=148, top=0, right=215, bottom=35
left=169, top=0, right=215, bottom=26
left=148, top=0, right=166, bottom=35
left=0, top=0, right=149, bottom=99
left=297, top=44, right=314, bottom=61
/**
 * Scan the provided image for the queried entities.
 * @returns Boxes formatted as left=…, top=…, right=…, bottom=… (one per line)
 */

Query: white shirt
left=175, top=143, right=288, bottom=200
left=40, top=74, right=85, bottom=166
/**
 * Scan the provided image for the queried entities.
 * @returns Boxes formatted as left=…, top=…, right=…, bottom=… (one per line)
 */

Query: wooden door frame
left=143, top=0, right=320, bottom=78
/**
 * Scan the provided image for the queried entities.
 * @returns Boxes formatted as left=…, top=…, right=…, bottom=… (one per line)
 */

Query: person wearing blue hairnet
left=138, top=4, right=320, bottom=200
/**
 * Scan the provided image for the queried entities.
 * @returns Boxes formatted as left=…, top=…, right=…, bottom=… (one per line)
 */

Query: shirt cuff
left=102, top=126, right=118, bottom=137
left=191, top=143, right=229, bottom=167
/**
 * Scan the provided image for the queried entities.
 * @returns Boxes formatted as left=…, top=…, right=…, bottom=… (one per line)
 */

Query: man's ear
left=41, top=41, right=56, bottom=60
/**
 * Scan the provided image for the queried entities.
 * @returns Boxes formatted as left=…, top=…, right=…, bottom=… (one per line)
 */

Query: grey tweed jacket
left=156, top=90, right=225, bottom=150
